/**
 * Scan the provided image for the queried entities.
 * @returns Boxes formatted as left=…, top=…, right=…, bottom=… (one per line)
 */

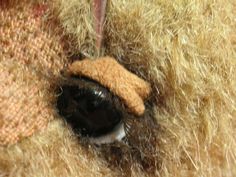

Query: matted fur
left=0, top=0, right=236, bottom=177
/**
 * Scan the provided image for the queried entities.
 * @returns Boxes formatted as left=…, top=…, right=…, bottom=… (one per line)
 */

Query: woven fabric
left=0, top=1, right=67, bottom=145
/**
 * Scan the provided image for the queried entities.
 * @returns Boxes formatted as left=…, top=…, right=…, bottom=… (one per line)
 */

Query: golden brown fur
left=0, top=0, right=236, bottom=176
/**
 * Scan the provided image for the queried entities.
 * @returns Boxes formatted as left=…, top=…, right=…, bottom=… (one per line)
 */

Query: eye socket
left=57, top=77, right=124, bottom=139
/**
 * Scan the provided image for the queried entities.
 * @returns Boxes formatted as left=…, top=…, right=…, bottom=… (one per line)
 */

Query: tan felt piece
left=69, top=57, right=151, bottom=116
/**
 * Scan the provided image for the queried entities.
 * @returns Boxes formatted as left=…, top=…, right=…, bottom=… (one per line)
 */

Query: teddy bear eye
left=56, top=77, right=124, bottom=140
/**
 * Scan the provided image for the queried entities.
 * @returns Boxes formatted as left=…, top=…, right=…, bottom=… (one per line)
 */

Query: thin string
left=92, top=0, right=107, bottom=57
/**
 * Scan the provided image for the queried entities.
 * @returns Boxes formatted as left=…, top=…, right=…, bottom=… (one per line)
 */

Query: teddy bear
left=0, top=0, right=236, bottom=176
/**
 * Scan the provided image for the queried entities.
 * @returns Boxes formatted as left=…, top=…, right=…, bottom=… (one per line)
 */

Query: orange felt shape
left=69, top=57, right=151, bottom=116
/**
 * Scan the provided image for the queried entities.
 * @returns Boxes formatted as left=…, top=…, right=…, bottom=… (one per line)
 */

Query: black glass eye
left=56, top=77, right=123, bottom=137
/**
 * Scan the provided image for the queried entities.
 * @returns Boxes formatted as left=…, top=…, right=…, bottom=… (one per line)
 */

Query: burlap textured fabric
left=0, top=1, right=67, bottom=145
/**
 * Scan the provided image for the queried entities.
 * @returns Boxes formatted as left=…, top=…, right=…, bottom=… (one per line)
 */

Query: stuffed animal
left=0, top=0, right=236, bottom=176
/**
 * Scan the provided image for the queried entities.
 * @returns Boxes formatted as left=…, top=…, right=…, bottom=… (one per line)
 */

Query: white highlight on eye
left=93, top=90, right=106, bottom=99
left=89, top=122, right=126, bottom=145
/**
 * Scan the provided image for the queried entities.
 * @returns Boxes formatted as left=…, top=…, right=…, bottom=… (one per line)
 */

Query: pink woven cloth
left=0, top=1, right=67, bottom=145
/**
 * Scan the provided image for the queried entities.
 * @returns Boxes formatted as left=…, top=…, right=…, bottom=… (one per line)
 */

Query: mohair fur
left=0, top=0, right=236, bottom=177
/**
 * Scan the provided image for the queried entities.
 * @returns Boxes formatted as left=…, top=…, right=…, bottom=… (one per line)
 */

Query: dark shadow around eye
left=56, top=77, right=123, bottom=137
